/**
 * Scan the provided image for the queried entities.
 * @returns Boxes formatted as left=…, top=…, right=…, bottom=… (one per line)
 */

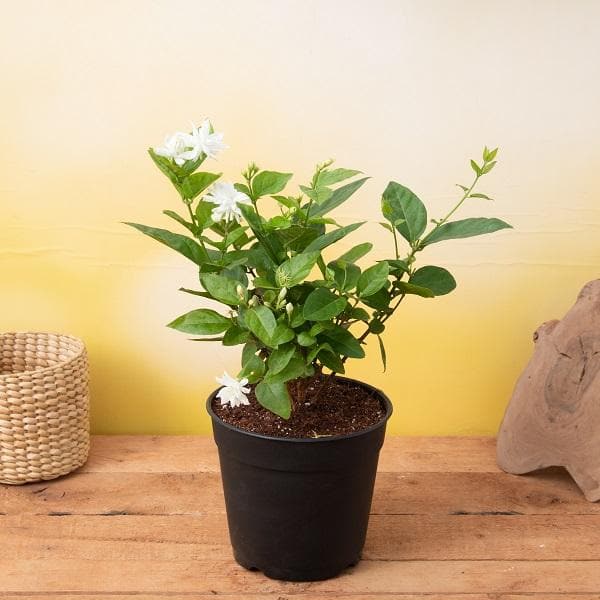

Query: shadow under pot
left=206, top=376, right=392, bottom=582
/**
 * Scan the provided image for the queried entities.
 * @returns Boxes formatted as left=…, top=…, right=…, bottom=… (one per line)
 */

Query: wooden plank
left=2, top=559, right=600, bottom=593
left=3, top=596, right=600, bottom=600
left=82, top=435, right=500, bottom=474
left=6, top=596, right=597, bottom=600
left=2, top=470, right=596, bottom=516
left=3, top=513, right=600, bottom=561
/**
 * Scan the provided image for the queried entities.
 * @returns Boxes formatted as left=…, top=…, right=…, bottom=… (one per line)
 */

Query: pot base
left=235, top=552, right=360, bottom=582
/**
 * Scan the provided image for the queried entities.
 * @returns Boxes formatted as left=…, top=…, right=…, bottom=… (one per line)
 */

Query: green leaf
left=304, top=222, right=365, bottom=252
left=148, top=148, right=182, bottom=192
left=234, top=182, right=251, bottom=196
left=245, top=305, right=277, bottom=346
left=337, top=242, right=373, bottom=263
left=163, top=210, right=195, bottom=234
left=317, top=168, right=362, bottom=187
left=195, top=201, right=214, bottom=230
left=300, top=184, right=333, bottom=205
left=167, top=309, right=230, bottom=335
left=422, top=217, right=512, bottom=245
left=303, top=288, right=347, bottom=321
left=328, top=260, right=360, bottom=292
left=349, top=307, right=370, bottom=322
left=309, top=322, right=328, bottom=336
left=357, top=261, right=390, bottom=297
left=265, top=353, right=306, bottom=384
left=255, top=380, right=291, bottom=419
left=318, top=349, right=345, bottom=373
left=297, top=331, right=316, bottom=347
left=471, top=159, right=482, bottom=175
left=125, top=222, right=208, bottom=265
left=181, top=172, right=221, bottom=200
left=222, top=325, right=250, bottom=346
left=272, top=195, right=300, bottom=209
left=387, top=259, right=409, bottom=276
left=271, top=323, right=295, bottom=347
left=267, top=344, right=295, bottom=375
left=308, top=177, right=369, bottom=218
left=361, top=287, right=392, bottom=310
left=275, top=251, right=320, bottom=287
left=410, top=266, right=457, bottom=296
left=481, top=160, right=496, bottom=174
left=289, top=306, right=306, bottom=328
left=381, top=181, right=427, bottom=243
left=369, top=319, right=385, bottom=334
left=377, top=335, right=387, bottom=372
left=487, top=147, right=498, bottom=161
left=469, top=193, right=493, bottom=200
left=239, top=342, right=265, bottom=383
left=201, top=273, right=245, bottom=306
left=239, top=204, right=285, bottom=263
left=265, top=215, right=291, bottom=231
left=252, top=171, right=293, bottom=198
left=276, top=225, right=320, bottom=252
left=394, top=281, right=435, bottom=298
left=320, top=325, right=365, bottom=358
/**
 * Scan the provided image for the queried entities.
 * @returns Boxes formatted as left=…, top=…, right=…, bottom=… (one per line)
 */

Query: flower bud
left=285, top=302, right=294, bottom=316
left=278, top=287, right=288, bottom=301
left=248, top=295, right=258, bottom=307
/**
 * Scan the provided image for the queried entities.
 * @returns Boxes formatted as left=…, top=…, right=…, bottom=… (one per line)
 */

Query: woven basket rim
left=0, top=331, right=86, bottom=380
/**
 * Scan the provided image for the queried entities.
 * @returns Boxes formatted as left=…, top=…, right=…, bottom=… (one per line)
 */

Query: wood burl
left=497, top=279, right=600, bottom=502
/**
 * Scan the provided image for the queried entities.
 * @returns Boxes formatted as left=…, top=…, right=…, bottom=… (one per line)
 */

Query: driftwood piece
left=497, top=279, right=600, bottom=502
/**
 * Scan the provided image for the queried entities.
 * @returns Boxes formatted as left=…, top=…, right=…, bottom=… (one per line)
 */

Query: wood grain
left=1, top=435, right=599, bottom=596
left=3, top=559, right=600, bottom=593
left=83, top=435, right=500, bottom=473
left=2, top=470, right=596, bottom=517
left=498, top=279, right=600, bottom=501
left=3, top=513, right=600, bottom=561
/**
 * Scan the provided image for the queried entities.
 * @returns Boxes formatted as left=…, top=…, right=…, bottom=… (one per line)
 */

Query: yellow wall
left=2, top=1, right=600, bottom=435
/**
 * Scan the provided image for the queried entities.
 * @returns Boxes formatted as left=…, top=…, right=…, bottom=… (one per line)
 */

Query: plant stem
left=185, top=201, right=197, bottom=228
left=421, top=173, right=480, bottom=246
left=392, top=227, right=399, bottom=259
left=220, top=220, right=231, bottom=263
left=303, top=198, right=314, bottom=226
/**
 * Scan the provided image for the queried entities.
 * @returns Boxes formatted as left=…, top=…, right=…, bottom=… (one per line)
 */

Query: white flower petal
left=215, top=371, right=250, bottom=408
left=205, top=182, right=251, bottom=224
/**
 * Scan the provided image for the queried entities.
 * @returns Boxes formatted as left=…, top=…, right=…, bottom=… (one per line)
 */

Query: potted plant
left=127, top=119, right=510, bottom=581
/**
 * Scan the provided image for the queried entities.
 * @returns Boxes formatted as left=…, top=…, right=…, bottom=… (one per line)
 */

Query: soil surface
left=211, top=375, right=386, bottom=438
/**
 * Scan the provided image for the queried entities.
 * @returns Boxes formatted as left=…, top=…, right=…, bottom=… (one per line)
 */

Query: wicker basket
left=0, top=332, right=90, bottom=484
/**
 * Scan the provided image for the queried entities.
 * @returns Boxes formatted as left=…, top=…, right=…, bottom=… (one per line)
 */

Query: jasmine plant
left=127, top=120, right=510, bottom=418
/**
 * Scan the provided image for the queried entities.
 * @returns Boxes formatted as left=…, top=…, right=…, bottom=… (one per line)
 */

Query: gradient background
left=2, top=1, right=599, bottom=435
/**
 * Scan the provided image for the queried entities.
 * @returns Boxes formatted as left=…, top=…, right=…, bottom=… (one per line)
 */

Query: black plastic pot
left=206, top=377, right=392, bottom=582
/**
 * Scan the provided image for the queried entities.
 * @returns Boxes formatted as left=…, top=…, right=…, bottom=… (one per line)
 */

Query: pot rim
left=206, top=375, right=393, bottom=444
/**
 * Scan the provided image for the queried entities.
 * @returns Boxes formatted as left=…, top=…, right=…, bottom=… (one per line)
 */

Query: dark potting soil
left=211, top=376, right=386, bottom=438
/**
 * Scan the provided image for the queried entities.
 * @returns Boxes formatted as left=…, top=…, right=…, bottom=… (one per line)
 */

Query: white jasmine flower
left=154, top=131, right=198, bottom=166
left=216, top=371, right=250, bottom=408
left=205, top=182, right=252, bottom=223
left=191, top=119, right=227, bottom=159
left=153, top=119, right=226, bottom=166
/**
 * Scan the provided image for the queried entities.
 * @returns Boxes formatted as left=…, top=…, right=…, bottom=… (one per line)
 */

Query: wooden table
left=1, top=436, right=599, bottom=598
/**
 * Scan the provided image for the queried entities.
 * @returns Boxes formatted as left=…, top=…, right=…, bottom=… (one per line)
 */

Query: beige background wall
left=2, top=0, right=599, bottom=434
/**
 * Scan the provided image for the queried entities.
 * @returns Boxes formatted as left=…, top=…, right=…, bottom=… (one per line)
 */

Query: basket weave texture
left=0, top=332, right=90, bottom=484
